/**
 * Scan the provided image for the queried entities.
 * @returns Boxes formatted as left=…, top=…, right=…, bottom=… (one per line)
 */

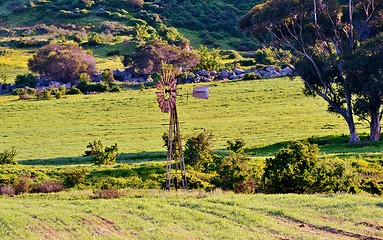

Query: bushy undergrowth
left=84, top=140, right=119, bottom=165
left=0, top=147, right=17, bottom=165
left=263, top=141, right=360, bottom=194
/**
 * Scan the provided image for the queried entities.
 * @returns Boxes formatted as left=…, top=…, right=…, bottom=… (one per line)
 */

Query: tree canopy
left=122, top=40, right=199, bottom=75
left=239, top=0, right=383, bottom=142
left=28, top=43, right=97, bottom=85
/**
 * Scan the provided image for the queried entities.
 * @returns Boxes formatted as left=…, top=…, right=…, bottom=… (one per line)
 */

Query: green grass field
left=0, top=191, right=382, bottom=239
left=1, top=78, right=382, bottom=239
left=0, top=77, right=371, bottom=161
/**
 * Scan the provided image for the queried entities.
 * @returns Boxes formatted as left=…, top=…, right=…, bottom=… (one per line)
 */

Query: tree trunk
left=345, top=116, right=360, bottom=143
left=369, top=109, right=381, bottom=141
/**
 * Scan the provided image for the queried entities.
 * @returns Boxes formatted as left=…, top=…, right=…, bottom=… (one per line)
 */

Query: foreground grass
left=0, top=191, right=382, bottom=239
left=0, top=77, right=370, bottom=161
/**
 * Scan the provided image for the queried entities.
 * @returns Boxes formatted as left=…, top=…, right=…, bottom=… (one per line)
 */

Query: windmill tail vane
left=155, top=70, right=209, bottom=191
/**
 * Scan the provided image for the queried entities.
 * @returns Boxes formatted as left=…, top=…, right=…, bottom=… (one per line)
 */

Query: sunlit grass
left=0, top=191, right=382, bottom=239
left=0, top=78, right=370, bottom=161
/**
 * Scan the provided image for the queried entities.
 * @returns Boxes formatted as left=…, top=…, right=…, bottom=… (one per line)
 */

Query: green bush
left=315, top=158, right=359, bottom=193
left=15, top=74, right=38, bottom=88
left=227, top=139, right=245, bottom=153
left=360, top=179, right=383, bottom=195
left=84, top=140, right=119, bottom=165
left=263, top=141, right=319, bottom=193
left=243, top=72, right=261, bottom=80
left=194, top=45, right=221, bottom=71
left=62, top=168, right=89, bottom=187
left=254, top=47, right=277, bottom=65
left=109, top=85, right=121, bottom=92
left=0, top=147, right=17, bottom=165
left=36, top=89, right=53, bottom=100
left=66, top=87, right=82, bottom=95
left=212, top=152, right=254, bottom=193
left=184, top=131, right=215, bottom=172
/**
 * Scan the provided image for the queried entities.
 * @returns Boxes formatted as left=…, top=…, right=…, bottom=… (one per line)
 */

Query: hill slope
left=0, top=0, right=261, bottom=50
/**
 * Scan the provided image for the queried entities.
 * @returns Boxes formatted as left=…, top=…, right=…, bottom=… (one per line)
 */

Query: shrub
left=15, top=73, right=38, bottom=88
left=212, top=152, right=253, bottom=192
left=0, top=185, right=15, bottom=197
left=254, top=47, right=277, bottom=65
left=360, top=179, right=383, bottom=195
left=35, top=88, right=53, bottom=100
left=93, top=189, right=122, bottom=199
left=62, top=169, right=89, bottom=187
left=109, top=85, right=121, bottom=92
left=227, top=139, right=246, bottom=153
left=35, top=181, right=64, bottom=193
left=14, top=176, right=34, bottom=194
left=0, top=147, right=17, bottom=165
left=184, top=131, right=215, bottom=172
left=66, top=87, right=82, bottom=95
left=194, top=45, right=221, bottom=71
left=52, top=87, right=66, bottom=99
left=243, top=72, right=261, bottom=80
left=315, top=158, right=359, bottom=193
left=263, top=141, right=319, bottom=193
left=84, top=140, right=119, bottom=165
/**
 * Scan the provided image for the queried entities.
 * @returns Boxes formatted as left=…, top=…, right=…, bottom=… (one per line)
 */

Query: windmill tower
left=156, top=68, right=209, bottom=190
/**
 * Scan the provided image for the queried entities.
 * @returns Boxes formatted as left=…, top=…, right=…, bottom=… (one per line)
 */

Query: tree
left=28, top=43, right=96, bottom=85
left=194, top=45, right=221, bottom=71
left=239, top=0, right=383, bottom=143
left=122, top=40, right=199, bottom=75
left=344, top=39, right=383, bottom=141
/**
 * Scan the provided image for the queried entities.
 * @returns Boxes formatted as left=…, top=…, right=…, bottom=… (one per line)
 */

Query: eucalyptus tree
left=239, top=0, right=383, bottom=142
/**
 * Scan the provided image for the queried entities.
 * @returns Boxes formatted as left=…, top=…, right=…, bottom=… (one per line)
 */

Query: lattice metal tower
left=156, top=68, right=208, bottom=190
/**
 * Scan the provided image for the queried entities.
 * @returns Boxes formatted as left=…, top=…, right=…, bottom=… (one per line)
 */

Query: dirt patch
left=27, top=215, right=68, bottom=240
left=80, top=215, right=131, bottom=237
left=357, top=222, right=383, bottom=231
left=274, top=214, right=383, bottom=240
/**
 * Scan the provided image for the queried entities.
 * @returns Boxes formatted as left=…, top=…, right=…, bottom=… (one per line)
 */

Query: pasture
left=0, top=191, right=382, bottom=239
left=1, top=77, right=382, bottom=239
left=0, top=77, right=370, bottom=161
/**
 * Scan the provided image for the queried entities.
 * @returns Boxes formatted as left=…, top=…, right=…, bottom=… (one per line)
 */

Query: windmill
left=156, top=68, right=209, bottom=190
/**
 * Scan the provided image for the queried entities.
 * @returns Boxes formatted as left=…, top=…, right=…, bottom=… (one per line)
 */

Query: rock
left=218, top=70, right=230, bottom=79
left=234, top=68, right=246, bottom=75
left=229, top=74, right=242, bottom=80
left=280, top=67, right=294, bottom=76
left=123, top=74, right=132, bottom=81
left=251, top=71, right=262, bottom=79
left=264, top=70, right=281, bottom=78
left=64, top=83, right=71, bottom=89
left=130, top=78, right=146, bottom=83
left=195, top=70, right=210, bottom=77
left=265, top=66, right=278, bottom=72
left=49, top=81, right=60, bottom=88
left=258, top=70, right=269, bottom=76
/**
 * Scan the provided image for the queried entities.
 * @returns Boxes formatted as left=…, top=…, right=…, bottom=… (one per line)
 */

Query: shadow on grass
left=245, top=134, right=383, bottom=157
left=18, top=151, right=167, bottom=166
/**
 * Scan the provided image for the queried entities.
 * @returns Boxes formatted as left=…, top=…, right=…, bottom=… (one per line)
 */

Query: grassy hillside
left=0, top=191, right=382, bottom=239
left=0, top=0, right=259, bottom=49
left=0, top=77, right=371, bottom=161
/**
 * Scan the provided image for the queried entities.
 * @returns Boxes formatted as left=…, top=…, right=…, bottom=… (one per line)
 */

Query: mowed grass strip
left=0, top=192, right=382, bottom=239
left=0, top=78, right=369, bottom=161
